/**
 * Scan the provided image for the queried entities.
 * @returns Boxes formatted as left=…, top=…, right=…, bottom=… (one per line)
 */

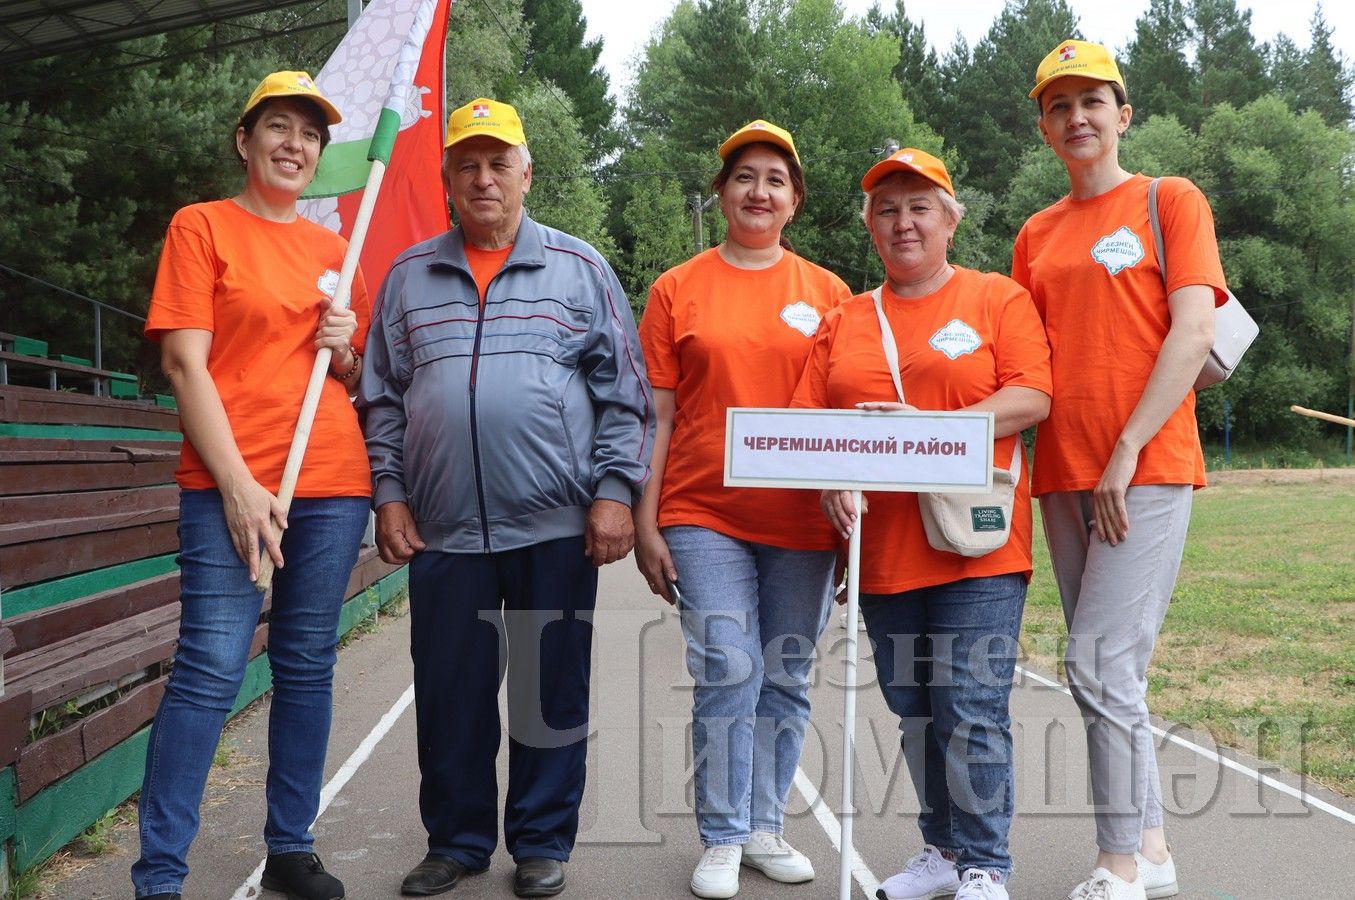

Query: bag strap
left=870, top=286, right=906, bottom=404
left=869, top=285, right=1021, bottom=477
left=1148, top=177, right=1167, bottom=287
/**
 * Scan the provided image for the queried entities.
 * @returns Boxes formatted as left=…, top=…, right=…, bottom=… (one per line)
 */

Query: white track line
left=230, top=683, right=417, bottom=899
left=1017, top=665, right=1355, bottom=826
left=793, top=767, right=880, bottom=899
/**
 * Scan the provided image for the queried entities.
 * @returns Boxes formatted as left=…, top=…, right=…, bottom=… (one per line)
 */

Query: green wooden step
left=10, top=336, right=47, bottom=357
left=3, top=564, right=409, bottom=872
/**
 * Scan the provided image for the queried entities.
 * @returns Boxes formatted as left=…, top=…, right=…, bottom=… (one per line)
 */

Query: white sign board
left=724, top=407, right=994, bottom=492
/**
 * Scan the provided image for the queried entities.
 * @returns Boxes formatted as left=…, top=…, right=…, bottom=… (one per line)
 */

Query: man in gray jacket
left=357, top=97, right=653, bottom=899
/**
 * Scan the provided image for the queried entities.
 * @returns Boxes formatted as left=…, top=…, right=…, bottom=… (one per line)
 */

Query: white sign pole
left=838, top=489, right=863, bottom=900
left=722, top=406, right=994, bottom=900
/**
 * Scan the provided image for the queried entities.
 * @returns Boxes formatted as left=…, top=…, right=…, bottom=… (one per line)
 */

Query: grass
left=7, top=803, right=139, bottom=898
left=1020, top=474, right=1355, bottom=797
left=1204, top=436, right=1354, bottom=470
left=338, top=587, right=409, bottom=649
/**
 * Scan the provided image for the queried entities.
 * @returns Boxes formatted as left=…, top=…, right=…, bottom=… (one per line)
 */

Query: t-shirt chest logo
left=317, top=269, right=341, bottom=298
left=780, top=301, right=821, bottom=337
left=1090, top=226, right=1144, bottom=276
left=929, top=319, right=982, bottom=359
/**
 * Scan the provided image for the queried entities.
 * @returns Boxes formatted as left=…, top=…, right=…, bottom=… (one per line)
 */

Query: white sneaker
left=955, top=869, right=1009, bottom=900
left=1068, top=867, right=1147, bottom=900
left=691, top=845, right=742, bottom=899
left=741, top=831, right=814, bottom=883
left=1134, top=852, right=1179, bottom=899
left=877, top=844, right=960, bottom=900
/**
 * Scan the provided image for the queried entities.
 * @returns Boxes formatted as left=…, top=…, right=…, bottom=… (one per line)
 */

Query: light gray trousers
left=1039, top=485, right=1193, bottom=854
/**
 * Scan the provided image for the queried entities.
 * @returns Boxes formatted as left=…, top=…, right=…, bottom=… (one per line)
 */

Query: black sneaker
left=261, top=851, right=345, bottom=900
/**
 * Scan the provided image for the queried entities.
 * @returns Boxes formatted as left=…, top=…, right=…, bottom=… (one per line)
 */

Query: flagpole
left=255, top=157, right=389, bottom=591
left=838, top=490, right=863, bottom=900
left=253, top=0, right=442, bottom=592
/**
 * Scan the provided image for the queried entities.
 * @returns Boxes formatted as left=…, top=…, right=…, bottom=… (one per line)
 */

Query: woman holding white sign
left=636, top=119, right=851, bottom=899
left=792, top=148, right=1051, bottom=900
left=1011, top=40, right=1227, bottom=900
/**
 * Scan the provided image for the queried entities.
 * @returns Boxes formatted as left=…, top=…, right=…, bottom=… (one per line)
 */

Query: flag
left=300, top=0, right=452, bottom=288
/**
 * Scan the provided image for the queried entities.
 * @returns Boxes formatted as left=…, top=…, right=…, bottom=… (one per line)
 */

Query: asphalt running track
left=57, top=558, right=1355, bottom=899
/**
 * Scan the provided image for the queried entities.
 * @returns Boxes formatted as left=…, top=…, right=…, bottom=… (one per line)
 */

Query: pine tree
left=518, top=0, right=617, bottom=162
left=1123, top=0, right=1197, bottom=124
left=1297, top=5, right=1352, bottom=126
left=864, top=0, right=942, bottom=126
left=930, top=0, right=1079, bottom=196
left=1190, top=0, right=1268, bottom=113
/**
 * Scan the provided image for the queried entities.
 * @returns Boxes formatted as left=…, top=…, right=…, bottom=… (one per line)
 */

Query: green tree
left=929, top=0, right=1079, bottom=197
left=616, top=0, right=936, bottom=299
left=1190, top=0, right=1268, bottom=112
left=0, top=38, right=260, bottom=379
left=517, top=0, right=617, bottom=162
left=863, top=0, right=943, bottom=126
left=514, top=80, right=617, bottom=258
left=614, top=142, right=692, bottom=310
left=445, top=0, right=529, bottom=101
left=1122, top=0, right=1197, bottom=124
left=1269, top=7, right=1352, bottom=127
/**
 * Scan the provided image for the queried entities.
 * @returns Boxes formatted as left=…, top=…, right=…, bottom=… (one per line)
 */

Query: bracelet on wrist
left=330, top=345, right=360, bottom=381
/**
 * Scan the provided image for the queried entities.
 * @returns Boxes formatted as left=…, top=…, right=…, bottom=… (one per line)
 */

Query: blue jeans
left=131, top=489, right=368, bottom=898
left=861, top=574, right=1026, bottom=878
left=663, top=526, right=836, bottom=846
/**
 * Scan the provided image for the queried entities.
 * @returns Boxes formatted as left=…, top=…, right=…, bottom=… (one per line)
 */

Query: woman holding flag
left=131, top=71, right=371, bottom=900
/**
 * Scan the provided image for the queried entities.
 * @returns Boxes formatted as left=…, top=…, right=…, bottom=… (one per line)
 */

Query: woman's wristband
left=330, top=345, right=360, bottom=381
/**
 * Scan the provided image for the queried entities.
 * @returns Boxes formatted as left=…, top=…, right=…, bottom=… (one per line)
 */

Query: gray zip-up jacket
left=357, top=214, right=654, bottom=554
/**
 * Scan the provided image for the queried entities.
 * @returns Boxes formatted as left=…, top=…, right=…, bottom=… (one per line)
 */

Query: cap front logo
left=472, top=103, right=491, bottom=118
left=296, top=75, right=316, bottom=91
left=900, top=152, right=914, bottom=163
left=750, top=122, right=766, bottom=130
left=1059, top=44, right=1077, bottom=61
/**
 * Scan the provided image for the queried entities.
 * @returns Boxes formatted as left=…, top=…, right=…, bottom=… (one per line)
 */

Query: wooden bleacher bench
left=0, top=350, right=139, bottom=399
left=0, top=380, right=402, bottom=867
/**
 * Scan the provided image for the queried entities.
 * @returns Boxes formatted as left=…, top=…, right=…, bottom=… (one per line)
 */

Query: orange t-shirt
left=790, top=268, right=1053, bottom=594
left=146, top=199, right=372, bottom=498
left=465, top=243, right=513, bottom=303
left=640, top=247, right=851, bottom=550
left=1011, top=174, right=1227, bottom=495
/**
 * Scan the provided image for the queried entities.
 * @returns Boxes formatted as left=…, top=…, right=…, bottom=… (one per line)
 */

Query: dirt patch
left=1207, top=467, right=1355, bottom=485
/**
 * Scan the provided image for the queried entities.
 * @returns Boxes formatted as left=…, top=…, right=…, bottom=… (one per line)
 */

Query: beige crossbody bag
left=870, top=287, right=1021, bottom=557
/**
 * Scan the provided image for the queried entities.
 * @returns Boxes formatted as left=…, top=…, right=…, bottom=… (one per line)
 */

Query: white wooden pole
left=838, top=489, right=864, bottom=900
left=255, top=158, right=388, bottom=591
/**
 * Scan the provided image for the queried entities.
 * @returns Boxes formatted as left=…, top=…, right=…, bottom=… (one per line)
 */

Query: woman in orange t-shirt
left=1012, top=41, right=1227, bottom=900
left=794, top=149, right=1050, bottom=900
left=636, top=120, right=850, bottom=898
left=131, top=72, right=370, bottom=900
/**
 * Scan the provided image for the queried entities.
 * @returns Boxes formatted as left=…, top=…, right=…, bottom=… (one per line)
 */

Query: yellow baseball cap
left=860, top=147, right=955, bottom=197
left=445, top=98, right=527, bottom=149
left=241, top=70, right=342, bottom=125
left=1029, top=39, right=1125, bottom=100
left=719, top=119, right=801, bottom=166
